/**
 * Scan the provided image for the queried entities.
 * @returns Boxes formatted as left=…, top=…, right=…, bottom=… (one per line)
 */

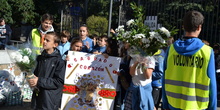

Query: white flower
left=149, top=32, right=155, bottom=39
left=126, top=19, right=134, bottom=26
left=115, top=25, right=124, bottom=32
left=149, top=32, right=160, bottom=39
left=22, top=56, right=30, bottom=64
left=10, top=51, right=20, bottom=59
left=15, top=54, right=23, bottom=62
left=142, top=38, right=150, bottom=44
left=24, top=48, right=32, bottom=55
left=133, top=34, right=145, bottom=39
left=159, top=27, right=170, bottom=37
left=123, top=31, right=131, bottom=38
left=155, top=35, right=166, bottom=44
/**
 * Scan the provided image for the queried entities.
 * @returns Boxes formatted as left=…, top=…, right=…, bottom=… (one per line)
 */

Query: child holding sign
left=64, top=37, right=83, bottom=61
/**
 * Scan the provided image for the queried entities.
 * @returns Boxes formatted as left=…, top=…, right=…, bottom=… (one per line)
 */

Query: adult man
left=0, top=18, right=12, bottom=49
left=28, top=13, right=54, bottom=54
left=162, top=11, right=217, bottom=110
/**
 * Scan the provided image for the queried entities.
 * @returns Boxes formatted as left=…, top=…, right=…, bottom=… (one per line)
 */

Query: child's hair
left=0, top=18, right=4, bottom=22
left=202, top=39, right=209, bottom=46
left=89, top=34, right=98, bottom=40
left=119, top=42, right=129, bottom=57
left=99, top=35, right=108, bottom=42
left=71, top=37, right=83, bottom=48
left=213, top=44, right=220, bottom=51
left=41, top=13, right=54, bottom=22
left=46, top=32, right=60, bottom=44
left=183, top=10, right=204, bottom=32
left=106, top=37, right=119, bottom=57
left=79, top=24, right=89, bottom=35
left=60, top=30, right=71, bottom=39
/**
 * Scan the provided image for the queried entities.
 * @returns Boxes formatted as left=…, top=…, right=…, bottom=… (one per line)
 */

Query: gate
left=143, top=0, right=220, bottom=45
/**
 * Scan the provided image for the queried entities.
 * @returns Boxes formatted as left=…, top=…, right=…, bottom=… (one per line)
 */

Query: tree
left=86, top=15, right=108, bottom=36
left=0, top=0, right=13, bottom=24
left=33, top=0, right=61, bottom=29
left=10, top=0, right=37, bottom=26
left=0, top=0, right=37, bottom=27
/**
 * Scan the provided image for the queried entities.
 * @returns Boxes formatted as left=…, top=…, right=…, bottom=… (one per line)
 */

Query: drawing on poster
left=61, top=51, right=121, bottom=110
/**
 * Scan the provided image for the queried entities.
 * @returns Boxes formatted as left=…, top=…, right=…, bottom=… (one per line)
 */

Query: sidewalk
left=0, top=100, right=220, bottom=110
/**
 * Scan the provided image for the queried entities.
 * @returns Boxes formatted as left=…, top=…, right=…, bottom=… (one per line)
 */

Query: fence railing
left=142, top=0, right=220, bottom=46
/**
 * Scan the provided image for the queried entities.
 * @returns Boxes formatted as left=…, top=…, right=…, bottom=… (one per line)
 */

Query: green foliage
left=10, top=0, right=36, bottom=26
left=0, top=0, right=37, bottom=27
left=11, top=48, right=36, bottom=72
left=114, top=3, right=178, bottom=56
left=87, top=0, right=110, bottom=17
left=0, top=0, right=13, bottom=24
left=86, top=15, right=108, bottom=36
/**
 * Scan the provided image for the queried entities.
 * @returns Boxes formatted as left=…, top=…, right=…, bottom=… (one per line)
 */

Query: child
left=92, top=35, right=108, bottom=54
left=89, top=34, right=98, bottom=47
left=70, top=37, right=83, bottom=51
left=78, top=25, right=94, bottom=53
left=113, top=42, right=132, bottom=110
left=57, top=30, right=71, bottom=59
left=0, top=18, right=12, bottom=49
left=123, top=57, right=155, bottom=110
left=27, top=32, right=66, bottom=110
left=64, top=37, right=83, bottom=61
left=28, top=13, right=54, bottom=54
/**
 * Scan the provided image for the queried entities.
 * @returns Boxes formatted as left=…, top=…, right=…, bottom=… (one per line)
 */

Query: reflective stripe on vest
left=165, top=44, right=211, bottom=109
left=31, top=29, right=42, bottom=54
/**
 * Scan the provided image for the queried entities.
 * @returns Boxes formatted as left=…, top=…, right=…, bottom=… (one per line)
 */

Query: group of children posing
left=57, top=25, right=109, bottom=60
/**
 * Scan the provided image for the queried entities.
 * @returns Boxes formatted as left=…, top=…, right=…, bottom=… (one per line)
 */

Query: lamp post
left=118, top=0, right=123, bottom=26
left=107, top=0, right=113, bottom=37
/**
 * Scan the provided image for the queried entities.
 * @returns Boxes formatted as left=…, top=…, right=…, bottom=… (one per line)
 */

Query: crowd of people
left=0, top=10, right=219, bottom=110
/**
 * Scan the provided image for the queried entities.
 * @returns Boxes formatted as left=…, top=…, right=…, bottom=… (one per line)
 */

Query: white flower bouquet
left=10, top=47, right=39, bottom=95
left=10, top=48, right=36, bottom=78
left=114, top=3, right=178, bottom=62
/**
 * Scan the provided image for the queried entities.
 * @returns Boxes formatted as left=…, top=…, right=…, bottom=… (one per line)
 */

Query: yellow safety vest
left=165, top=44, right=211, bottom=109
left=31, top=28, right=42, bottom=54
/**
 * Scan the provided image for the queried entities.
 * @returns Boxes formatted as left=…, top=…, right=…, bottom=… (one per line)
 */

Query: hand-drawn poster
left=61, top=51, right=121, bottom=110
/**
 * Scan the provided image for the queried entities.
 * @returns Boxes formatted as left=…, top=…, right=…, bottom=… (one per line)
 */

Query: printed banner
left=61, top=51, right=121, bottom=110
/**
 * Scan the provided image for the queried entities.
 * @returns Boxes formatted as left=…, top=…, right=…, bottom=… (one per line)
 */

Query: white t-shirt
left=129, top=57, right=155, bottom=86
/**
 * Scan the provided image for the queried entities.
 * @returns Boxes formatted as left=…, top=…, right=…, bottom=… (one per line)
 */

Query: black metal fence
left=141, top=0, right=220, bottom=46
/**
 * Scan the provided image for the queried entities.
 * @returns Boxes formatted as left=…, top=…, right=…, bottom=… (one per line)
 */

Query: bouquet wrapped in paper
left=114, top=3, right=178, bottom=63
left=10, top=47, right=39, bottom=94
left=127, top=46, right=152, bottom=64
left=10, top=48, right=35, bottom=77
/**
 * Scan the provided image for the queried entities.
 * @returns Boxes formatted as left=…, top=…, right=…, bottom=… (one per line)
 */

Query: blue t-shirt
left=57, top=41, right=70, bottom=56
left=81, top=37, right=94, bottom=53
left=92, top=46, right=106, bottom=53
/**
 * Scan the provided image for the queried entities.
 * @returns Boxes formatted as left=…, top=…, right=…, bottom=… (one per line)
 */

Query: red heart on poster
left=68, top=64, right=72, bottom=68
left=113, top=70, right=117, bottom=74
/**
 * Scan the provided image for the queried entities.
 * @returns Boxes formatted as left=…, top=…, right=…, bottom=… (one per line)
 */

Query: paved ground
left=0, top=100, right=220, bottom=110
